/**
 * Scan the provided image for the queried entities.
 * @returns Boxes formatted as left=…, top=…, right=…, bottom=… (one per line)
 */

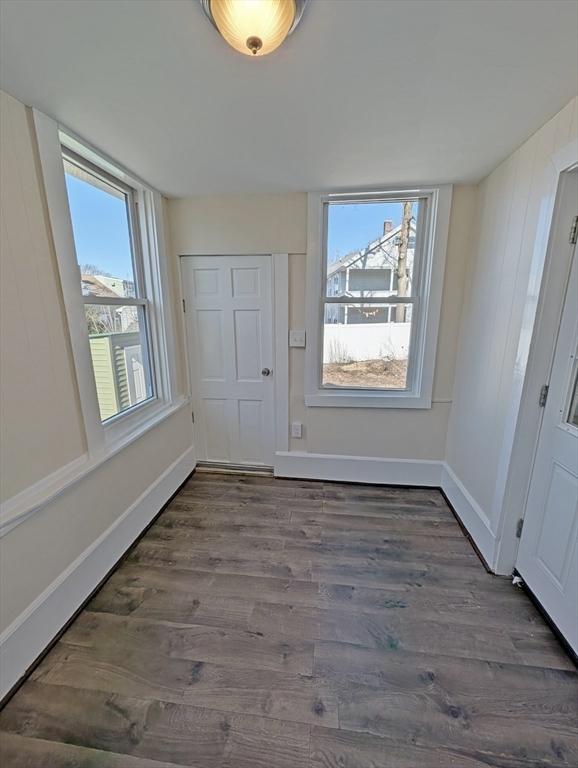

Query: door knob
left=261, top=368, right=272, bottom=376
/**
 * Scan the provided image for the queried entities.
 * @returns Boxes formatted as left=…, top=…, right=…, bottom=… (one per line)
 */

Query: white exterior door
left=181, top=255, right=275, bottom=467
left=517, top=224, right=578, bottom=653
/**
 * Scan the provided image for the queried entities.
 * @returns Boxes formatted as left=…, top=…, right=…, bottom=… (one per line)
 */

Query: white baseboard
left=0, top=445, right=196, bottom=701
left=441, top=463, right=497, bottom=569
left=274, top=451, right=443, bottom=486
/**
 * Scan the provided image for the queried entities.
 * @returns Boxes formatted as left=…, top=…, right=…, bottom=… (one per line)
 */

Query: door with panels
left=181, top=255, right=275, bottom=467
left=516, top=170, right=578, bottom=653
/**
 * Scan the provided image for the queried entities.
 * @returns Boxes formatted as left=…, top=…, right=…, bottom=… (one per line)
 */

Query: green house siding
left=89, top=336, right=119, bottom=421
left=112, top=340, right=131, bottom=412
left=89, top=331, right=142, bottom=422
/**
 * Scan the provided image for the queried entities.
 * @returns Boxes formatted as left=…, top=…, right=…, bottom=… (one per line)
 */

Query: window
left=306, top=187, right=452, bottom=408
left=63, top=152, right=154, bottom=422
left=33, top=109, right=181, bottom=459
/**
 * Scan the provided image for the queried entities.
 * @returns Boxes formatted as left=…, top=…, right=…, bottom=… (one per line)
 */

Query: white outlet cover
left=291, top=422, right=303, bottom=438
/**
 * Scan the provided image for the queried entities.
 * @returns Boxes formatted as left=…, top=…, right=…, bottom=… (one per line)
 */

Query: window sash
left=83, top=296, right=147, bottom=307
left=321, top=196, right=427, bottom=305
left=305, top=186, right=452, bottom=409
left=62, top=148, right=147, bottom=302
left=62, top=148, right=159, bottom=421
left=323, top=296, right=415, bottom=304
left=318, top=195, right=427, bottom=393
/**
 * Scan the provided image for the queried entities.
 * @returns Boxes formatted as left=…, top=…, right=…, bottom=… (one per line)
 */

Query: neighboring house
left=89, top=332, right=148, bottom=420
left=81, top=274, right=135, bottom=299
left=82, top=273, right=147, bottom=419
left=326, top=219, right=416, bottom=324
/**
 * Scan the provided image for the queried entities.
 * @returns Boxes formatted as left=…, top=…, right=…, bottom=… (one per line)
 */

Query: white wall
left=167, top=186, right=476, bottom=461
left=0, top=90, right=195, bottom=695
left=445, top=97, right=578, bottom=570
left=0, top=91, right=85, bottom=500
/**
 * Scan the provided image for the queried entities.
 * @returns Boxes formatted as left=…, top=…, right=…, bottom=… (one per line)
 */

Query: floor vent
left=195, top=461, right=274, bottom=477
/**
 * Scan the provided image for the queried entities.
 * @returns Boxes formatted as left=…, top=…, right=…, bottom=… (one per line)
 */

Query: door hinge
left=570, top=215, right=578, bottom=245
left=538, top=384, right=549, bottom=407
left=515, top=518, right=524, bottom=538
left=191, top=410, right=195, bottom=423
left=182, top=299, right=186, bottom=313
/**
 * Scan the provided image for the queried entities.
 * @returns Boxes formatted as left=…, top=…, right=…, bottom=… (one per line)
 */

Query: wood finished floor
left=1, top=473, right=576, bottom=768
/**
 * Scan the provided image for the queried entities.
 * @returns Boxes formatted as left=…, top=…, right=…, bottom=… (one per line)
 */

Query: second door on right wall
left=516, top=169, right=578, bottom=654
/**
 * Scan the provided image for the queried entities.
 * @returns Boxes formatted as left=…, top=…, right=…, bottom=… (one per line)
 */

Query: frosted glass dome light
left=200, top=0, right=308, bottom=57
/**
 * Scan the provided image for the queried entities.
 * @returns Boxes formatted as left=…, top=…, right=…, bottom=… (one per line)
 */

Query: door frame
left=179, top=252, right=290, bottom=465
left=494, top=140, right=578, bottom=575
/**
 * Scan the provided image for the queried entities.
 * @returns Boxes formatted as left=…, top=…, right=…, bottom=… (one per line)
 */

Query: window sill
left=0, top=395, right=191, bottom=537
left=305, top=391, right=433, bottom=409
left=98, top=395, right=188, bottom=460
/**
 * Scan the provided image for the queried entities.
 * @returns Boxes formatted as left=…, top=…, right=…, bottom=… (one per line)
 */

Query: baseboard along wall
left=0, top=446, right=196, bottom=702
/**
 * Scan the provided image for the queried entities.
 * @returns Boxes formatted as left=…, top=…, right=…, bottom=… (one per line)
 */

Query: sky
left=65, top=172, right=134, bottom=281
left=327, top=202, right=403, bottom=263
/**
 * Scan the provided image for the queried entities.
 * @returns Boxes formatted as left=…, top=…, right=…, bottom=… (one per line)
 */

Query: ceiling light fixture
left=200, top=0, right=308, bottom=57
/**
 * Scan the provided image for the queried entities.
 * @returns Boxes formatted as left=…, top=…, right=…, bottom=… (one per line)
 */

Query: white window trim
left=305, top=185, right=452, bottom=408
left=33, top=109, right=181, bottom=459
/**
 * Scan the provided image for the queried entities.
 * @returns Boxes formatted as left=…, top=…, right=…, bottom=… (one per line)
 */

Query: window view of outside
left=64, top=158, right=153, bottom=421
left=323, top=200, right=419, bottom=390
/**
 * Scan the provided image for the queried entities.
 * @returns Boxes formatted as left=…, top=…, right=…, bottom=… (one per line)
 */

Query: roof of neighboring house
left=80, top=275, right=122, bottom=298
left=327, top=221, right=416, bottom=278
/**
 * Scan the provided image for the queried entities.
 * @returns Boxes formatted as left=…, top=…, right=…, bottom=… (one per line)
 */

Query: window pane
left=322, top=303, right=413, bottom=390
left=64, top=158, right=137, bottom=298
left=86, top=304, right=153, bottom=421
left=326, top=200, right=419, bottom=299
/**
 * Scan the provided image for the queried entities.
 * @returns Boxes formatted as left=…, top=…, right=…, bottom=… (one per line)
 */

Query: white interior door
left=181, top=255, right=275, bottom=467
left=517, top=197, right=578, bottom=652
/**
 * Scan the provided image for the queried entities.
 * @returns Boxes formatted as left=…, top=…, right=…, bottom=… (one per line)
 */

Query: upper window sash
left=62, top=148, right=148, bottom=302
left=321, top=192, right=428, bottom=301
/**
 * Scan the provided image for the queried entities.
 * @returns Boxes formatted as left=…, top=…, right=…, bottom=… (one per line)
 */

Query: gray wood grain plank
left=127, top=540, right=312, bottom=581
left=310, top=726, right=525, bottom=768
left=64, top=611, right=314, bottom=674
left=315, top=641, right=578, bottom=765
left=30, top=642, right=338, bottom=728
left=249, top=602, right=526, bottom=664
left=0, top=732, right=185, bottom=768
left=0, top=682, right=311, bottom=768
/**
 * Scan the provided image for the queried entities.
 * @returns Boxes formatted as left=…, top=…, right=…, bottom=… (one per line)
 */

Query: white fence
left=323, top=323, right=411, bottom=363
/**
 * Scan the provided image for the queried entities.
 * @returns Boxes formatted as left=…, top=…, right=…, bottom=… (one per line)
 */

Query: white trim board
left=273, top=253, right=290, bottom=453
left=0, top=397, right=190, bottom=537
left=0, top=446, right=196, bottom=701
left=440, top=463, right=497, bottom=569
left=274, top=451, right=443, bottom=486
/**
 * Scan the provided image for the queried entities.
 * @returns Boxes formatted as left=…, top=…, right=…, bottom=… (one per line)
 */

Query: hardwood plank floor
left=1, top=472, right=576, bottom=767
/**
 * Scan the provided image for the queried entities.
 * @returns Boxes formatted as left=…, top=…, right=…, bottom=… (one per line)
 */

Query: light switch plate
left=289, top=330, right=306, bottom=348
left=291, top=422, right=303, bottom=439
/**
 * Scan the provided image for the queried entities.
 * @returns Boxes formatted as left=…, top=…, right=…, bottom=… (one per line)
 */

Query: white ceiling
left=1, top=0, right=577, bottom=197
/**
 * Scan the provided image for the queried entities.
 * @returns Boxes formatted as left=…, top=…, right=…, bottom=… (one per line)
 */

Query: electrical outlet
left=291, top=422, right=303, bottom=439
left=289, top=330, right=306, bottom=348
